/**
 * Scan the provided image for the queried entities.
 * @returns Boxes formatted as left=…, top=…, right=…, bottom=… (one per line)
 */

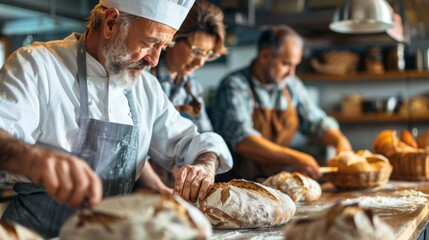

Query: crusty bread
left=328, top=150, right=391, bottom=173
left=401, top=130, right=418, bottom=148
left=60, top=191, right=212, bottom=240
left=0, top=221, right=42, bottom=240
left=196, top=179, right=295, bottom=229
left=284, top=202, right=395, bottom=240
left=417, top=129, right=429, bottom=150
left=373, top=130, right=420, bottom=155
left=262, top=171, right=321, bottom=202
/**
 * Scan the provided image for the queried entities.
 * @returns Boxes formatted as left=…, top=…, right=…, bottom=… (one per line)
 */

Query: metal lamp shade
left=330, top=0, right=394, bottom=34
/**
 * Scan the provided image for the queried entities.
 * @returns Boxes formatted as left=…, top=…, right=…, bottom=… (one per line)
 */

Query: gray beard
left=103, top=31, right=150, bottom=88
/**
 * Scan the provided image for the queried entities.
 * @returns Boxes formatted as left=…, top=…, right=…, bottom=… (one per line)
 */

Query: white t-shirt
left=0, top=33, right=232, bottom=183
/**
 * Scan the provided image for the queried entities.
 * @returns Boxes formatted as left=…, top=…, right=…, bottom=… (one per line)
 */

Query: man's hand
left=173, top=152, right=218, bottom=203
left=25, top=147, right=103, bottom=208
left=288, top=151, right=321, bottom=179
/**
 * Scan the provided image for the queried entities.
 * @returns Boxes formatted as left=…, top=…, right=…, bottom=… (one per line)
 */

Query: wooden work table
left=212, top=180, right=429, bottom=240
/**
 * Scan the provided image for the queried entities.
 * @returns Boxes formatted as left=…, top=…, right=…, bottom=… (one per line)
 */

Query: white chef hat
left=99, top=0, right=195, bottom=30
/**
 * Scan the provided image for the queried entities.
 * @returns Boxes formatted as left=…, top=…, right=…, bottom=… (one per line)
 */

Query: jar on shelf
left=386, top=43, right=405, bottom=71
left=365, top=47, right=384, bottom=74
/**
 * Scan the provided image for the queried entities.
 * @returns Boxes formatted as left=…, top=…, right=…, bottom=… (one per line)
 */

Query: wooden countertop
left=212, top=180, right=429, bottom=240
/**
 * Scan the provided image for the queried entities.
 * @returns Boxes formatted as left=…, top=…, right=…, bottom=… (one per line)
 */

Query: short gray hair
left=86, top=3, right=140, bottom=31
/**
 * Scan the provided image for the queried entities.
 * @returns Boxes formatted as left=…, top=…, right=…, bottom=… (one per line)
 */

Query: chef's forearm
left=194, top=152, right=219, bottom=175
left=0, top=128, right=32, bottom=175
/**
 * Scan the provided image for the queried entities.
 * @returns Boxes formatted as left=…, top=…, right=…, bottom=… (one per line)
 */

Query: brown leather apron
left=233, top=71, right=299, bottom=180
left=151, top=68, right=201, bottom=117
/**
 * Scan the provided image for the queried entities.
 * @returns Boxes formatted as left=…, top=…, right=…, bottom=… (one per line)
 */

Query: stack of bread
left=60, top=191, right=212, bottom=240
left=284, top=202, right=395, bottom=240
left=0, top=220, right=42, bottom=240
left=327, top=150, right=392, bottom=189
left=262, top=171, right=321, bottom=202
left=373, top=129, right=429, bottom=180
left=196, top=179, right=295, bottom=229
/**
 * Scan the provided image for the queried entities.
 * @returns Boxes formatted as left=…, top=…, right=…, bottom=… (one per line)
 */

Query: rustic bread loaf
left=0, top=221, right=42, bottom=240
left=373, top=130, right=419, bottom=155
left=284, top=202, right=395, bottom=240
left=417, top=129, right=429, bottom=150
left=262, top=171, right=321, bottom=202
left=328, top=150, right=391, bottom=173
left=60, top=191, right=212, bottom=240
left=401, top=130, right=418, bottom=148
left=196, top=179, right=295, bottom=229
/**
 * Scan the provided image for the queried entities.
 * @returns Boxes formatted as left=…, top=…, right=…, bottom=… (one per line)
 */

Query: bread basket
left=327, top=165, right=392, bottom=190
left=387, top=152, right=429, bottom=181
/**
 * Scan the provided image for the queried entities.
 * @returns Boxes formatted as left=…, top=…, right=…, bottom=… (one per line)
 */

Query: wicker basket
left=327, top=166, right=392, bottom=190
left=387, top=152, right=429, bottom=181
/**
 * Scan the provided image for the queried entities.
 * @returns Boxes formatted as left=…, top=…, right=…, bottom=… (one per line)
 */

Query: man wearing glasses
left=0, top=0, right=232, bottom=237
left=143, top=0, right=228, bottom=191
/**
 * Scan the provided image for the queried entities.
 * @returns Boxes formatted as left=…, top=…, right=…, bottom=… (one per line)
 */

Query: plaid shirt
left=154, top=59, right=213, bottom=132
left=211, top=65, right=339, bottom=150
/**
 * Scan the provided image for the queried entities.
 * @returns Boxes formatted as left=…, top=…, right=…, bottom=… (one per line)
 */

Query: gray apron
left=1, top=33, right=139, bottom=239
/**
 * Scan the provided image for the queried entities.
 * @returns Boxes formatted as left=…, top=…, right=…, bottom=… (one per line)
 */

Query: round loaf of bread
left=284, top=203, right=395, bottom=240
left=60, top=191, right=212, bottom=240
left=262, top=171, right=321, bottom=202
left=0, top=221, right=42, bottom=240
left=196, top=179, right=296, bottom=229
left=328, top=150, right=390, bottom=173
left=417, top=129, right=429, bottom=150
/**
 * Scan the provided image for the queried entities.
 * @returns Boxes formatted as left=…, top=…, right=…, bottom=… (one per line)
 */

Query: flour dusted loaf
left=262, top=171, right=321, bottom=202
left=196, top=179, right=295, bottom=229
left=60, top=191, right=212, bottom=240
left=284, top=203, right=395, bottom=240
left=0, top=221, right=42, bottom=240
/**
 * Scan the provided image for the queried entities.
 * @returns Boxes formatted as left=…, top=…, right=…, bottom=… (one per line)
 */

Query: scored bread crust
left=60, top=191, right=212, bottom=240
left=262, top=172, right=321, bottom=202
left=197, top=179, right=296, bottom=229
left=284, top=203, right=395, bottom=240
left=0, top=221, right=43, bottom=240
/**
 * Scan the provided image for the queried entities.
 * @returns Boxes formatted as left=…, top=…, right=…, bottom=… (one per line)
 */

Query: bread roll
left=60, top=191, right=212, bottom=240
left=401, top=130, right=418, bottom=148
left=328, top=150, right=390, bottom=173
left=417, top=129, right=429, bottom=150
left=284, top=203, right=395, bottom=240
left=373, top=130, right=419, bottom=155
left=262, top=171, right=321, bottom=202
left=196, top=179, right=295, bottom=229
left=0, top=221, right=42, bottom=240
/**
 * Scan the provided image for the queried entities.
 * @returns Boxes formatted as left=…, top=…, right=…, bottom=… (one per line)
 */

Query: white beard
left=103, top=29, right=150, bottom=88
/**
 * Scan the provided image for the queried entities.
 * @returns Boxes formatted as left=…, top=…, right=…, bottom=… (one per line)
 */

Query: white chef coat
left=0, top=33, right=232, bottom=183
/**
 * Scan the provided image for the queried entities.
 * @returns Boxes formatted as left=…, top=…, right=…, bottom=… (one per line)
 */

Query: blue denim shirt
left=153, top=59, right=213, bottom=132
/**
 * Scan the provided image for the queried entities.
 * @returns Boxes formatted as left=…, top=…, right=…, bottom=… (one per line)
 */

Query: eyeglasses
left=183, top=39, right=220, bottom=62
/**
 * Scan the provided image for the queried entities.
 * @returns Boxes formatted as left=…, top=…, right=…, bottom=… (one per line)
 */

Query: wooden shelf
left=299, top=70, right=429, bottom=82
left=328, top=112, right=429, bottom=123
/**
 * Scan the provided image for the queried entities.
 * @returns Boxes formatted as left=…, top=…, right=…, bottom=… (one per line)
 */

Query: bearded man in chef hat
left=0, top=0, right=233, bottom=238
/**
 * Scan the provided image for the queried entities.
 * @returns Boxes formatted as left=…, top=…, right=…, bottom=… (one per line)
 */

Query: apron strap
left=76, top=33, right=89, bottom=123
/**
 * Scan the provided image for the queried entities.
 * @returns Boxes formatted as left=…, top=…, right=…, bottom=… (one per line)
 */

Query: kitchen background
left=0, top=0, right=428, bottom=160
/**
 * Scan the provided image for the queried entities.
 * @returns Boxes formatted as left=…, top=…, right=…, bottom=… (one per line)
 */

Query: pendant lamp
left=330, top=0, right=394, bottom=34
